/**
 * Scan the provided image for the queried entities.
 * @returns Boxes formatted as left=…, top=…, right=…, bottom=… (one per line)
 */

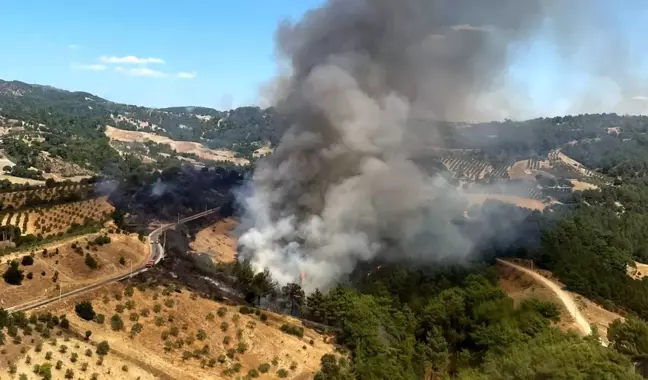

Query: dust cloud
left=237, top=0, right=646, bottom=291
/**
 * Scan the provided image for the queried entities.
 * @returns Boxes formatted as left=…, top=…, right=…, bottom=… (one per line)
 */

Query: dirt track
left=496, top=259, right=592, bottom=336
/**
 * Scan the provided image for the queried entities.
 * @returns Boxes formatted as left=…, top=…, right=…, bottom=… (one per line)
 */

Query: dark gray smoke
left=238, top=0, right=644, bottom=291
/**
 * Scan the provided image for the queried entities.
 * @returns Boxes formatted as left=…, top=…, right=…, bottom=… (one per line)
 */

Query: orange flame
left=300, top=272, right=306, bottom=283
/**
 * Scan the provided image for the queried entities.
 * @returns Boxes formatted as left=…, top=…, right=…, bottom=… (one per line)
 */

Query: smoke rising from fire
left=237, top=0, right=645, bottom=291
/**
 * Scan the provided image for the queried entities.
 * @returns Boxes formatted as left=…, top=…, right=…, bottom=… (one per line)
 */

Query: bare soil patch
left=190, top=217, right=238, bottom=264
left=627, top=261, right=648, bottom=280
left=466, top=193, right=548, bottom=211
left=570, top=179, right=598, bottom=191
left=105, top=126, right=248, bottom=166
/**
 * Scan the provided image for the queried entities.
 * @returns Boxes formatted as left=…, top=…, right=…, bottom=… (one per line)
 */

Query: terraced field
left=0, top=197, right=113, bottom=238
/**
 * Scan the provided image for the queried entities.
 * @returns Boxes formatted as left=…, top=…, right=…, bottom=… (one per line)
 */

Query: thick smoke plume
left=238, top=0, right=643, bottom=291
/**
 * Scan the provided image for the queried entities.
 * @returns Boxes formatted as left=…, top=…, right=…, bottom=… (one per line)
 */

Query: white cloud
left=632, top=95, right=648, bottom=101
left=115, top=66, right=168, bottom=77
left=68, top=44, right=80, bottom=50
left=71, top=63, right=107, bottom=71
left=100, top=55, right=165, bottom=64
left=176, top=71, right=197, bottom=79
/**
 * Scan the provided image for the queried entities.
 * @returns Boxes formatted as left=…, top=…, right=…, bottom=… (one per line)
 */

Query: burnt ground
left=127, top=214, right=245, bottom=306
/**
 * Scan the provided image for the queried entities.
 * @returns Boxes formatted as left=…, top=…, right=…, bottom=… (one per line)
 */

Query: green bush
left=277, top=369, right=289, bottom=378
left=258, top=363, right=271, bottom=373
left=280, top=323, right=304, bottom=338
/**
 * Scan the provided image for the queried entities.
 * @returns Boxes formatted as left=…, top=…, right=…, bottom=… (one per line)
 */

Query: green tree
left=281, top=283, right=305, bottom=315
left=75, top=301, right=96, bottom=321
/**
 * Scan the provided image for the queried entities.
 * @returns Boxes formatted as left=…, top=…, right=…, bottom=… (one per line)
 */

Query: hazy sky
left=2, top=0, right=648, bottom=118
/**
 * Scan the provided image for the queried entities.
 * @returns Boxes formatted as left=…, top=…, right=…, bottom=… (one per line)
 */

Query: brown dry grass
left=190, top=217, right=238, bottom=264
left=0, top=233, right=147, bottom=308
left=105, top=126, right=249, bottom=166
left=570, top=180, right=598, bottom=192
left=627, top=261, right=648, bottom=280
left=0, top=318, right=157, bottom=379
left=43, top=282, right=336, bottom=380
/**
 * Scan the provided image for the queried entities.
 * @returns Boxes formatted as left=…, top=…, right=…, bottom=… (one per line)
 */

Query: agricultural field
left=546, top=150, right=606, bottom=182
left=0, top=310, right=151, bottom=380
left=0, top=183, right=93, bottom=210
left=0, top=232, right=147, bottom=308
left=441, top=156, right=513, bottom=181
left=35, top=281, right=338, bottom=380
left=0, top=196, right=113, bottom=238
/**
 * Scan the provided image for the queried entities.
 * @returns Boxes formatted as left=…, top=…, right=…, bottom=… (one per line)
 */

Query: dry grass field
left=105, top=126, right=249, bottom=166
left=190, top=217, right=238, bottom=264
left=35, top=281, right=338, bottom=380
left=0, top=232, right=147, bottom=308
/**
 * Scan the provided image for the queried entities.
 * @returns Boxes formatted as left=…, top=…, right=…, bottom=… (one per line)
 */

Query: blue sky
left=2, top=1, right=648, bottom=117
left=0, top=0, right=322, bottom=109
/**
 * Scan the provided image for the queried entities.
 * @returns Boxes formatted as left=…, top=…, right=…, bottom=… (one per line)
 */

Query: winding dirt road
left=496, top=258, right=592, bottom=336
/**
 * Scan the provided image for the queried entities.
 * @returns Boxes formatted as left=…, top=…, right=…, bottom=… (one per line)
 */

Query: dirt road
left=496, top=258, right=592, bottom=336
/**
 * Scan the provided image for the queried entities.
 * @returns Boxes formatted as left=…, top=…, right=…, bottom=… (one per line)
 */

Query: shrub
left=196, top=329, right=207, bottom=341
left=237, top=342, right=248, bottom=354
left=85, top=330, right=92, bottom=340
left=220, top=321, right=229, bottom=332
left=45, top=351, right=52, bottom=360
left=161, top=330, right=170, bottom=340
left=55, top=360, right=63, bottom=370
left=249, top=369, right=260, bottom=378
left=59, top=345, right=68, bottom=353
left=223, top=336, right=231, bottom=345
left=232, top=363, right=242, bottom=372
left=280, top=323, right=304, bottom=338
left=217, top=307, right=227, bottom=317
left=26, top=272, right=33, bottom=279
left=65, top=368, right=74, bottom=379
left=153, top=304, right=162, bottom=313
left=96, top=341, right=110, bottom=356
left=277, top=369, right=289, bottom=378
left=259, top=363, right=271, bottom=373
left=85, top=348, right=93, bottom=357
left=70, top=352, right=78, bottom=363
left=81, top=362, right=88, bottom=372
left=239, top=306, right=254, bottom=315
left=164, top=299, right=175, bottom=308
left=119, top=256, right=126, bottom=266
left=84, top=253, right=98, bottom=269
left=110, top=314, right=124, bottom=331
left=260, top=313, right=268, bottom=322
left=130, top=323, right=143, bottom=337
left=3, top=260, right=24, bottom=285
left=93, top=314, right=105, bottom=324
left=115, top=304, right=125, bottom=313
left=206, top=312, right=214, bottom=321
left=226, top=348, right=236, bottom=359
left=129, top=312, right=139, bottom=322
left=125, top=300, right=136, bottom=310
left=170, top=326, right=180, bottom=337
left=21, top=255, right=34, bottom=266
left=75, top=301, right=96, bottom=321
left=140, top=308, right=150, bottom=317
left=125, top=285, right=134, bottom=297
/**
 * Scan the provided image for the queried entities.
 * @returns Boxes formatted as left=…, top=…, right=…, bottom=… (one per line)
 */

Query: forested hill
left=0, top=79, right=286, bottom=159
left=5, top=78, right=648, bottom=184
